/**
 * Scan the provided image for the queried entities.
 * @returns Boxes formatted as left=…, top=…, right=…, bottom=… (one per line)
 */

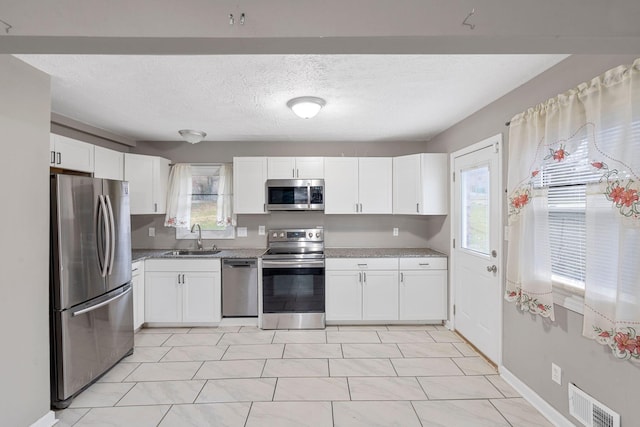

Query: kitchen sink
left=164, top=249, right=221, bottom=256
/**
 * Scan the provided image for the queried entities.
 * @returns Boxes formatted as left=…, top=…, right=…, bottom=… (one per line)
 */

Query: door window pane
left=461, top=164, right=490, bottom=255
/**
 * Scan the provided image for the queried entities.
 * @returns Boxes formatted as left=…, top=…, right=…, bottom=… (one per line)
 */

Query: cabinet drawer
left=399, top=257, right=447, bottom=270
left=326, top=258, right=398, bottom=271
left=145, top=258, right=221, bottom=272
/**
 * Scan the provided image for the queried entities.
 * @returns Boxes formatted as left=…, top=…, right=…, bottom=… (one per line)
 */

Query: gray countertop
left=132, top=247, right=446, bottom=263
left=324, top=248, right=447, bottom=258
left=132, top=248, right=267, bottom=262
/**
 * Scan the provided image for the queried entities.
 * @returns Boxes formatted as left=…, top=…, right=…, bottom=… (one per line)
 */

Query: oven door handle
left=262, top=259, right=325, bottom=269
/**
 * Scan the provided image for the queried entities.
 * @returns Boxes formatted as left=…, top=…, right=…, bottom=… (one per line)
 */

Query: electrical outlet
left=237, top=227, right=248, bottom=237
left=551, top=363, right=562, bottom=385
left=393, top=227, right=399, bottom=236
left=148, top=227, right=155, bottom=237
left=258, top=225, right=265, bottom=236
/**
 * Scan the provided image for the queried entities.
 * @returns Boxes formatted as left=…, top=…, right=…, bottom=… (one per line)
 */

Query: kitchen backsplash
left=131, top=212, right=443, bottom=250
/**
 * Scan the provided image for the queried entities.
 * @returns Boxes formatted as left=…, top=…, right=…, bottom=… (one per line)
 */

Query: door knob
left=486, top=265, right=497, bottom=273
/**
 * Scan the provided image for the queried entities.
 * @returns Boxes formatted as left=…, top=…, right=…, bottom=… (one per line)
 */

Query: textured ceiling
left=17, top=54, right=567, bottom=142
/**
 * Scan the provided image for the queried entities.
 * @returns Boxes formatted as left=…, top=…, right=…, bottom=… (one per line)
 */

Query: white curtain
left=216, top=163, right=235, bottom=227
left=579, top=61, right=640, bottom=362
left=164, top=163, right=192, bottom=228
left=506, top=58, right=640, bottom=362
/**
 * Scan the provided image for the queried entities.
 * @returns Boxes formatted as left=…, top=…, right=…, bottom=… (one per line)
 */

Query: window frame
left=175, top=164, right=236, bottom=241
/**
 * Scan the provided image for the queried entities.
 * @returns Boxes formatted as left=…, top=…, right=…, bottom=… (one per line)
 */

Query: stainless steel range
left=261, top=228, right=325, bottom=329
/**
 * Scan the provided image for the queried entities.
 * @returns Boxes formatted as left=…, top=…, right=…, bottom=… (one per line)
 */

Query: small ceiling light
left=287, top=96, right=326, bottom=119
left=178, top=129, right=206, bottom=144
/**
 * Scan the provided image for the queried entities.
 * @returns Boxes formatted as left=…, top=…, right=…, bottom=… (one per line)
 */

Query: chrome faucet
left=190, top=223, right=203, bottom=250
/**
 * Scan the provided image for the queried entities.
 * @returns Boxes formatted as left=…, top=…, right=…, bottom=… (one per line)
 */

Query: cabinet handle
left=292, top=168, right=295, bottom=178
left=297, top=169, right=299, bottom=178
left=360, top=203, right=363, bottom=212
left=132, top=268, right=139, bottom=273
left=50, top=151, right=55, bottom=164
left=416, top=203, right=419, bottom=213
left=363, top=272, right=367, bottom=283
left=358, top=272, right=362, bottom=283
left=177, top=274, right=181, bottom=284
left=154, top=203, right=158, bottom=212
left=182, top=274, right=185, bottom=283
left=263, top=203, right=266, bottom=212
left=419, top=263, right=430, bottom=266
left=57, top=152, right=61, bottom=165
left=400, top=272, right=404, bottom=283
left=355, top=203, right=359, bottom=213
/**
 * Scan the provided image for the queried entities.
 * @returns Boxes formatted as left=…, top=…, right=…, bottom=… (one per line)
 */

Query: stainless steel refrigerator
left=50, top=174, right=134, bottom=409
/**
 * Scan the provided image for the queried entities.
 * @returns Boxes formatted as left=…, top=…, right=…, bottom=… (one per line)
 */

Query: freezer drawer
left=51, top=284, right=133, bottom=408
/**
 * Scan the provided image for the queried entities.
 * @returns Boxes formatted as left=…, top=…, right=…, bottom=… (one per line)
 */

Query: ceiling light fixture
left=287, top=96, right=326, bottom=119
left=178, top=129, right=206, bottom=144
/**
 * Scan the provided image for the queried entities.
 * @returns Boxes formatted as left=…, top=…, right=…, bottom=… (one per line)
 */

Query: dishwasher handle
left=223, top=259, right=257, bottom=268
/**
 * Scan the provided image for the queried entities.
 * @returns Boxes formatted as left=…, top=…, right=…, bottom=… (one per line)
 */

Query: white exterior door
left=452, top=134, right=502, bottom=364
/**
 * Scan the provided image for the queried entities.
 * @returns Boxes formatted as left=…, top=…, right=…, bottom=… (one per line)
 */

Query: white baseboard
left=30, top=411, right=58, bottom=427
left=500, top=366, right=574, bottom=427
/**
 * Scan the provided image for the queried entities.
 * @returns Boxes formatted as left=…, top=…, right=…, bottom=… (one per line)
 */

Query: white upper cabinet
left=94, top=146, right=124, bottom=180
left=233, top=157, right=268, bottom=214
left=50, top=133, right=94, bottom=173
left=393, top=153, right=448, bottom=215
left=359, top=157, right=392, bottom=214
left=324, top=157, right=392, bottom=214
left=324, top=157, right=359, bottom=214
left=124, top=153, right=170, bottom=214
left=267, top=157, right=324, bottom=179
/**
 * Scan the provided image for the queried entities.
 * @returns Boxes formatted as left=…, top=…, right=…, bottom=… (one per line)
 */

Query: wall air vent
left=568, top=383, right=620, bottom=427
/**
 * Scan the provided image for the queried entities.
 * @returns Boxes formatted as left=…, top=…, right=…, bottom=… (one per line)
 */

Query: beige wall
left=426, top=54, right=640, bottom=423
left=0, top=56, right=51, bottom=425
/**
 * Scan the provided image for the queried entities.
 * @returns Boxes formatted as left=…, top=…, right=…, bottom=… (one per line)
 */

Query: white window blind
left=534, top=137, right=599, bottom=289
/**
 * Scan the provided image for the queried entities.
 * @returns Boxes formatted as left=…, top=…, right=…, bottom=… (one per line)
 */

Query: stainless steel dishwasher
left=222, top=259, right=258, bottom=317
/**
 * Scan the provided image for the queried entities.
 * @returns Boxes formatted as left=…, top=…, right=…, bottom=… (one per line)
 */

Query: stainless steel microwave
left=266, top=179, right=324, bottom=211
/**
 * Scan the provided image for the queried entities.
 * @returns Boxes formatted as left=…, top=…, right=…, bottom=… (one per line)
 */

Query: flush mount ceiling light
left=287, top=96, right=326, bottom=119
left=178, top=129, right=207, bottom=144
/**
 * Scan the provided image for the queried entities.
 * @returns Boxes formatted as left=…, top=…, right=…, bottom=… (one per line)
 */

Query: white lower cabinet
left=132, top=261, right=145, bottom=330
left=145, top=259, right=221, bottom=324
left=326, top=258, right=398, bottom=322
left=399, top=258, right=448, bottom=321
left=326, top=257, right=447, bottom=323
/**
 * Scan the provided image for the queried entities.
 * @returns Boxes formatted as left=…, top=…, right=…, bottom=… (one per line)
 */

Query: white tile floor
left=55, top=325, right=553, bottom=427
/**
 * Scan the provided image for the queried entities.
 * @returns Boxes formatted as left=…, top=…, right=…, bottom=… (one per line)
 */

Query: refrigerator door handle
left=97, top=195, right=110, bottom=278
left=71, top=285, right=132, bottom=317
left=105, top=195, right=116, bottom=275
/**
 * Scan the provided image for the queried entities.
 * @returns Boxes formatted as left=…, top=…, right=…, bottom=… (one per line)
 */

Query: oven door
left=261, top=259, right=325, bottom=314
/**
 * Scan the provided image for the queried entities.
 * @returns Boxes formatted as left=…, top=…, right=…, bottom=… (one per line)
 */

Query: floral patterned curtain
left=505, top=58, right=640, bottom=363
left=164, top=163, right=192, bottom=228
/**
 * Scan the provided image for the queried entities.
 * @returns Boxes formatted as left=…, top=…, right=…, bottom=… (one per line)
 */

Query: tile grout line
left=488, top=398, right=516, bottom=427
left=154, top=404, right=173, bottom=427
left=243, top=401, right=253, bottom=427
left=409, top=400, right=427, bottom=427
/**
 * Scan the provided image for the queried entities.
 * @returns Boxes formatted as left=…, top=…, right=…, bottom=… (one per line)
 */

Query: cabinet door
left=145, top=272, right=181, bottom=322
left=362, top=270, right=398, bottom=320
left=94, top=146, right=124, bottom=180
left=233, top=157, right=267, bottom=214
left=52, top=134, right=95, bottom=173
left=399, top=270, right=447, bottom=320
left=393, top=154, right=420, bottom=214
left=324, top=157, right=359, bottom=214
left=183, top=271, right=221, bottom=323
left=326, top=270, right=362, bottom=321
left=419, top=153, right=448, bottom=215
left=296, top=157, right=324, bottom=179
left=152, top=157, right=170, bottom=214
left=267, top=157, right=296, bottom=179
left=359, top=157, right=392, bottom=214
left=132, top=263, right=145, bottom=330
left=125, top=153, right=155, bottom=214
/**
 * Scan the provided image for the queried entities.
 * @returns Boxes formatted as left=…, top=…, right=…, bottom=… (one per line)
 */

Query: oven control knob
left=316, top=232, right=320, bottom=238
left=272, top=232, right=277, bottom=238
left=308, top=232, right=313, bottom=238
left=279, top=232, right=285, bottom=238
